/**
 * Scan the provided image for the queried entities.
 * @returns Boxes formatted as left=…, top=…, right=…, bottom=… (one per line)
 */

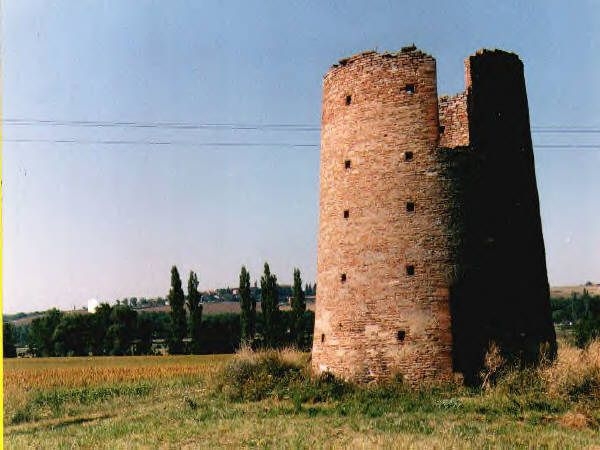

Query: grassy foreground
left=3, top=342, right=600, bottom=449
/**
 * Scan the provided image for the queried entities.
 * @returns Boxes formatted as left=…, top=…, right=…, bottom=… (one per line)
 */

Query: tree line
left=6, top=280, right=600, bottom=357
left=166, top=263, right=310, bottom=353
left=550, top=289, right=600, bottom=347
left=3, top=263, right=314, bottom=357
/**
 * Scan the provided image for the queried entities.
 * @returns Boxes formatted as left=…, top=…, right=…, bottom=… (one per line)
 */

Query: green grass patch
left=11, top=383, right=153, bottom=424
left=4, top=350, right=600, bottom=449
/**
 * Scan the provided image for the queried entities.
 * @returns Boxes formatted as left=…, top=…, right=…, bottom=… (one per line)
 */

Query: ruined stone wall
left=438, top=93, right=469, bottom=148
left=312, top=47, right=556, bottom=385
left=312, top=48, right=455, bottom=384
left=450, top=50, right=556, bottom=381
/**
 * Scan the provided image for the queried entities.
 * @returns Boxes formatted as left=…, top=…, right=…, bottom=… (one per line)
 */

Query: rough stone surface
left=312, top=47, right=556, bottom=385
left=438, top=93, right=468, bottom=148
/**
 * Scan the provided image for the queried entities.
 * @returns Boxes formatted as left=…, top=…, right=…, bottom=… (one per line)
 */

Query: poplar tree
left=187, top=271, right=203, bottom=354
left=3, top=322, right=17, bottom=358
left=168, top=266, right=187, bottom=354
left=239, top=266, right=256, bottom=346
left=291, top=268, right=306, bottom=348
left=260, top=262, right=279, bottom=348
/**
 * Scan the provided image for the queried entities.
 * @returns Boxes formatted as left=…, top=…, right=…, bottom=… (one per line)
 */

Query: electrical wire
left=3, top=118, right=599, bottom=150
left=3, top=138, right=599, bottom=150
left=4, top=117, right=600, bottom=134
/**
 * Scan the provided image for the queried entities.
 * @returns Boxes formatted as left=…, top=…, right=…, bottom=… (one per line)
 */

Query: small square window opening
left=341, top=273, right=347, bottom=283
left=397, top=330, right=406, bottom=342
left=344, top=159, right=351, bottom=169
left=405, top=84, right=415, bottom=94
left=345, top=95, right=352, bottom=105
left=406, top=265, right=415, bottom=276
left=343, top=210, right=349, bottom=219
left=406, top=202, right=415, bottom=212
left=405, top=151, right=414, bottom=161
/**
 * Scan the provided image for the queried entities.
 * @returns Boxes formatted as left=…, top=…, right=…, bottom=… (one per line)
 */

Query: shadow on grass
left=10, top=383, right=153, bottom=425
left=7, top=413, right=115, bottom=435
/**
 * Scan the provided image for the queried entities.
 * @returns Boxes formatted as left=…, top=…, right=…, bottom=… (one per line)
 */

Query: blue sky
left=2, top=1, right=599, bottom=313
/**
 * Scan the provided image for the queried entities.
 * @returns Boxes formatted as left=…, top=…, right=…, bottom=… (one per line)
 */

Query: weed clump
left=218, top=347, right=306, bottom=401
left=471, top=338, right=600, bottom=428
left=217, top=347, right=352, bottom=402
left=541, top=339, right=600, bottom=401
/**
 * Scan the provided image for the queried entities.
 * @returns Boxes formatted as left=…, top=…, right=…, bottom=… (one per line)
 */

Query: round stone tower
left=312, top=47, right=455, bottom=384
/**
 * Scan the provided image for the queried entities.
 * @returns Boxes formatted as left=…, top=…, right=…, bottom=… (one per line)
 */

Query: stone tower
left=312, top=46, right=556, bottom=384
left=312, top=47, right=455, bottom=384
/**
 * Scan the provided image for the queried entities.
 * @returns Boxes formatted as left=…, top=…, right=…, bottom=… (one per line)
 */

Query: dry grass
left=480, top=341, right=504, bottom=390
left=480, top=338, right=600, bottom=433
left=541, top=339, right=600, bottom=400
left=559, top=411, right=590, bottom=429
left=232, top=345, right=308, bottom=366
left=3, top=341, right=600, bottom=449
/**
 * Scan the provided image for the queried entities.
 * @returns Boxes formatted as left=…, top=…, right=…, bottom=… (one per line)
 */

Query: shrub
left=216, top=347, right=352, bottom=402
left=218, top=347, right=307, bottom=401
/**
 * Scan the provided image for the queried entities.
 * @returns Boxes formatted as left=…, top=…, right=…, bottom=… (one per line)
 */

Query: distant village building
left=87, top=298, right=99, bottom=314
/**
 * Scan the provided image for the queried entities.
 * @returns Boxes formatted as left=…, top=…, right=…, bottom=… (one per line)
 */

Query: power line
left=3, top=118, right=320, bottom=132
left=531, top=129, right=600, bottom=134
left=3, top=117, right=599, bottom=150
left=3, top=117, right=600, bottom=133
left=4, top=137, right=600, bottom=150
left=3, top=138, right=319, bottom=148
left=533, top=125, right=600, bottom=129
left=534, top=144, right=600, bottom=149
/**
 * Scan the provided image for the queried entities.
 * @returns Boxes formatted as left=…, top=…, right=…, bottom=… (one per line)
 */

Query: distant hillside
left=551, top=284, right=600, bottom=298
left=140, top=298, right=316, bottom=315
left=4, top=297, right=317, bottom=325
left=6, top=309, right=85, bottom=326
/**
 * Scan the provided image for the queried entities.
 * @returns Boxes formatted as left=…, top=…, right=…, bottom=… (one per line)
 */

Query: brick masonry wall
left=312, top=48, right=455, bottom=384
left=438, top=93, right=469, bottom=148
left=312, top=47, right=557, bottom=385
